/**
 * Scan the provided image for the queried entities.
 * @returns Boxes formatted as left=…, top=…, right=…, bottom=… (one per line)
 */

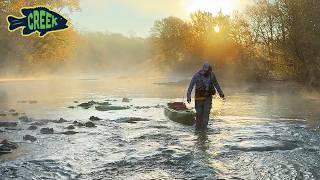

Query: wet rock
left=0, top=122, right=18, bottom=127
left=9, top=109, right=16, bottom=113
left=122, top=97, right=131, bottom=102
left=68, top=106, right=75, bottom=109
left=29, top=100, right=38, bottom=104
left=19, top=116, right=32, bottom=122
left=66, top=125, right=75, bottom=130
left=85, top=121, right=95, bottom=128
left=5, top=127, right=22, bottom=131
left=30, top=121, right=47, bottom=126
left=27, top=125, right=38, bottom=130
left=72, top=121, right=84, bottom=127
left=59, top=131, right=79, bottom=135
left=95, top=105, right=129, bottom=111
left=89, top=116, right=102, bottom=121
left=134, top=106, right=152, bottom=109
left=116, top=117, right=150, bottom=124
left=77, top=122, right=85, bottom=127
left=23, top=135, right=37, bottom=142
left=0, top=139, right=18, bottom=155
left=17, top=100, right=27, bottom=103
left=154, top=104, right=165, bottom=108
left=78, top=101, right=97, bottom=109
left=0, top=113, right=6, bottom=116
left=73, top=101, right=79, bottom=103
left=40, top=128, right=54, bottom=134
left=11, top=112, right=19, bottom=116
left=53, top=118, right=68, bottom=123
left=97, top=102, right=111, bottom=106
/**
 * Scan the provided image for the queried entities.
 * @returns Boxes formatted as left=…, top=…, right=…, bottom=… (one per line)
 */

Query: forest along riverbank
left=0, top=79, right=320, bottom=179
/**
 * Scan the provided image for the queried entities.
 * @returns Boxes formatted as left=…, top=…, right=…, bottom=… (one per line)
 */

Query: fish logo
left=7, top=7, right=69, bottom=37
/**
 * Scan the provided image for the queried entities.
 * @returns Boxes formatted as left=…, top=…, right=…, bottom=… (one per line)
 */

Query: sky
left=71, top=0, right=252, bottom=37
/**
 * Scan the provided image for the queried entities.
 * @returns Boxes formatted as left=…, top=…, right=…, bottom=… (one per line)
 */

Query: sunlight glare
left=214, top=25, right=220, bottom=33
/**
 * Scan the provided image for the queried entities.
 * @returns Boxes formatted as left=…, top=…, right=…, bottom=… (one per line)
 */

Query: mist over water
left=0, top=78, right=319, bottom=179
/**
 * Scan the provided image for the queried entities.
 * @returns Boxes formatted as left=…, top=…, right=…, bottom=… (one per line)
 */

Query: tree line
left=150, top=0, right=320, bottom=87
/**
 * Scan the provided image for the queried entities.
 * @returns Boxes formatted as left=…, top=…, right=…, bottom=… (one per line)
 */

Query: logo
left=7, top=7, right=69, bottom=37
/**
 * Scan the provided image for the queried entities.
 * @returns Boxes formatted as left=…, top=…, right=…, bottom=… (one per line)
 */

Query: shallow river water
left=0, top=78, right=319, bottom=180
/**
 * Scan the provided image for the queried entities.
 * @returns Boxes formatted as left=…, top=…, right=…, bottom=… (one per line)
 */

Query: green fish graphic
left=7, top=7, right=69, bottom=37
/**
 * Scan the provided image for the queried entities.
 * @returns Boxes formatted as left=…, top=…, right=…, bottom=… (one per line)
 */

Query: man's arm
left=187, top=74, right=196, bottom=103
left=212, top=72, right=224, bottom=98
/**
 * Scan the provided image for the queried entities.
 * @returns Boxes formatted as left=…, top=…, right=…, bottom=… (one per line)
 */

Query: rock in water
left=0, top=113, right=6, bottom=116
left=9, top=109, right=16, bottom=112
left=60, top=131, right=79, bottom=135
left=85, top=121, right=95, bottom=128
left=54, top=118, right=68, bottom=123
left=66, top=125, right=75, bottom=130
left=116, top=117, right=150, bottom=124
left=19, top=116, right=32, bottom=122
left=23, top=135, right=37, bottom=142
left=78, top=101, right=97, bottom=109
left=0, top=122, right=18, bottom=127
left=95, top=105, right=129, bottom=111
left=29, top=100, right=38, bottom=104
left=40, top=128, right=54, bottom=134
left=27, top=125, right=38, bottom=130
left=0, top=139, right=18, bottom=155
left=11, top=112, right=19, bottom=116
left=89, top=116, right=102, bottom=121
left=122, top=97, right=131, bottom=102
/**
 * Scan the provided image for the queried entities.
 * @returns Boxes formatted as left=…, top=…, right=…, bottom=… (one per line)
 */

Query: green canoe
left=164, top=102, right=196, bottom=125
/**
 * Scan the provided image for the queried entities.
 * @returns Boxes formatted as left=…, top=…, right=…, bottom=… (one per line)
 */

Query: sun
left=185, top=0, right=236, bottom=15
left=214, top=25, right=220, bottom=33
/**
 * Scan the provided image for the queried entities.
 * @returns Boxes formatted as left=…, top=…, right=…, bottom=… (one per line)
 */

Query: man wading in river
left=187, top=63, right=225, bottom=129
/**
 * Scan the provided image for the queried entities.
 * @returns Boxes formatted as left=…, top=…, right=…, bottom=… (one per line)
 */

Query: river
left=0, top=78, right=319, bottom=179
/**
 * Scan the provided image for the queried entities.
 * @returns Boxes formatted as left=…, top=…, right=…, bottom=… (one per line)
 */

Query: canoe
left=164, top=102, right=195, bottom=125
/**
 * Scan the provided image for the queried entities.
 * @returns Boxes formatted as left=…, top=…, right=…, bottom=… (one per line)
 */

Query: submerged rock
left=89, top=116, right=102, bottom=121
left=95, top=105, right=129, bottom=111
left=29, top=100, right=38, bottom=104
left=122, top=97, right=131, bottom=103
left=59, top=131, right=79, bottom=135
left=23, top=135, right=37, bottom=142
left=66, top=125, right=75, bottom=130
left=97, top=102, right=111, bottom=106
left=78, top=101, right=97, bottom=109
left=53, top=118, right=68, bottom=123
left=40, top=128, right=54, bottom=134
left=68, top=106, right=75, bottom=109
left=73, top=121, right=84, bottom=127
left=17, top=100, right=27, bottom=103
left=0, top=122, right=18, bottom=127
left=85, top=121, right=95, bottom=127
left=30, top=121, right=47, bottom=126
left=27, top=125, right=38, bottom=130
left=11, top=112, right=19, bottom=116
left=9, top=109, right=16, bottom=113
left=0, top=139, right=18, bottom=155
left=19, top=116, right=32, bottom=122
left=116, top=117, right=150, bottom=124
left=0, top=113, right=6, bottom=116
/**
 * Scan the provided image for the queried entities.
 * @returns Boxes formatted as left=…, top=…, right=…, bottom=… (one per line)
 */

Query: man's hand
left=187, top=97, right=191, bottom=104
